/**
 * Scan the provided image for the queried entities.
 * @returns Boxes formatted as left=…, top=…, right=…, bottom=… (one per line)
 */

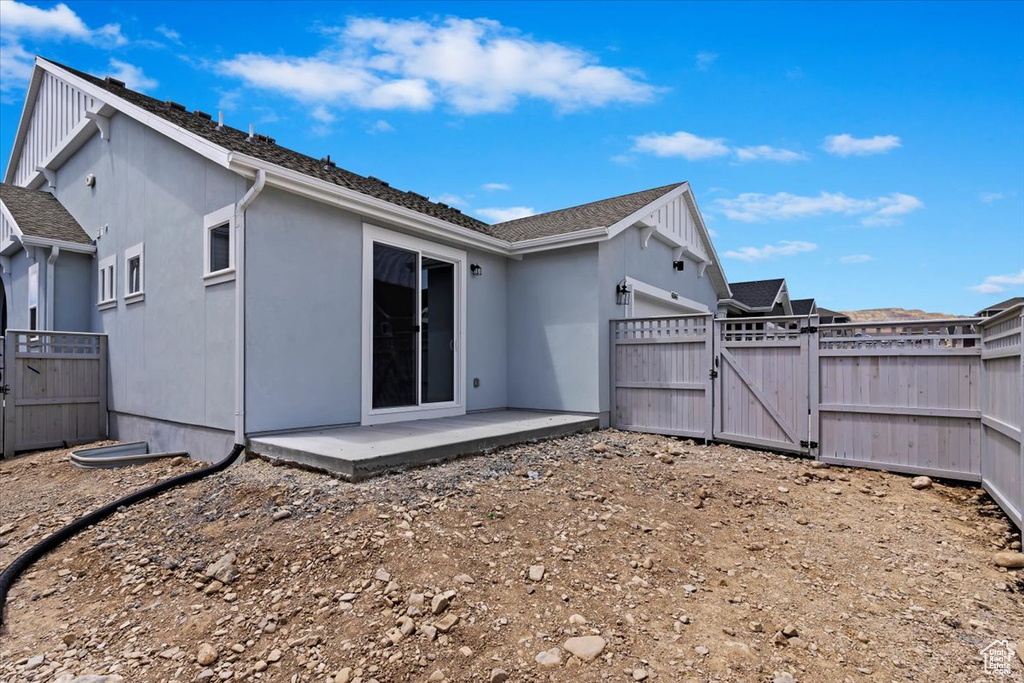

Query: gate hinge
left=800, top=440, right=818, bottom=449
left=709, top=369, right=718, bottom=380
left=0, top=384, right=8, bottom=395
left=800, top=325, right=818, bottom=334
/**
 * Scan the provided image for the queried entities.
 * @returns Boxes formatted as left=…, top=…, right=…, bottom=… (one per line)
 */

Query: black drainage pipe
left=0, top=443, right=245, bottom=627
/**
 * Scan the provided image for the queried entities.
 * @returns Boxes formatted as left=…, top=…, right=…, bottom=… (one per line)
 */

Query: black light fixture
left=673, top=260, right=685, bottom=271
left=470, top=263, right=482, bottom=276
left=616, top=280, right=631, bottom=305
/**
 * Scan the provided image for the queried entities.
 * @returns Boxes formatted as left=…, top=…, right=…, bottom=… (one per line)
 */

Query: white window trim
left=98, top=254, right=116, bottom=310
left=203, top=204, right=235, bottom=286
left=360, top=223, right=468, bottom=426
left=124, top=241, right=145, bottom=303
left=624, top=276, right=710, bottom=317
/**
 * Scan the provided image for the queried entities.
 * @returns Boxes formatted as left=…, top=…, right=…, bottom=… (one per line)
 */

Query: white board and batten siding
left=980, top=305, right=1023, bottom=528
left=817, top=319, right=983, bottom=481
left=640, top=193, right=711, bottom=263
left=10, top=71, right=98, bottom=187
left=610, top=315, right=712, bottom=440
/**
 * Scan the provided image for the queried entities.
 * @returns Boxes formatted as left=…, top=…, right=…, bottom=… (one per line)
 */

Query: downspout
left=233, top=170, right=266, bottom=444
left=45, top=245, right=59, bottom=331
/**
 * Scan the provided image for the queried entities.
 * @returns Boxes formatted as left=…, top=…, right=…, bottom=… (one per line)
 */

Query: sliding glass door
left=364, top=226, right=464, bottom=423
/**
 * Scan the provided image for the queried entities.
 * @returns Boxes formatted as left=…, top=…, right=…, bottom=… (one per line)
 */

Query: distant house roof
left=817, top=307, right=850, bottom=324
left=45, top=60, right=495, bottom=237
left=490, top=183, right=685, bottom=242
left=0, top=183, right=92, bottom=245
left=728, top=279, right=787, bottom=310
left=790, top=298, right=816, bottom=316
left=976, top=297, right=1024, bottom=316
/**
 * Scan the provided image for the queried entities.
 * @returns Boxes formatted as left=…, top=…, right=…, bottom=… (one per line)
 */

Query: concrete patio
left=247, top=410, right=599, bottom=480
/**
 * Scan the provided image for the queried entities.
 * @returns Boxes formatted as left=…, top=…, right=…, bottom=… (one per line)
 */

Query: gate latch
left=709, top=368, right=718, bottom=380
left=0, top=384, right=9, bottom=395
left=800, top=325, right=818, bottom=334
left=800, top=440, right=818, bottom=449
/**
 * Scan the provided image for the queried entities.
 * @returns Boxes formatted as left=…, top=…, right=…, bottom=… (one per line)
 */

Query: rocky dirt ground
left=1, top=431, right=1022, bottom=683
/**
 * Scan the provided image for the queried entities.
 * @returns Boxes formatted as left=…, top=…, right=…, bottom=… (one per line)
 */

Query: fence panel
left=3, top=330, right=108, bottom=458
left=980, top=306, right=1023, bottom=529
left=816, top=319, right=983, bottom=481
left=610, top=315, right=712, bottom=439
left=714, top=315, right=814, bottom=454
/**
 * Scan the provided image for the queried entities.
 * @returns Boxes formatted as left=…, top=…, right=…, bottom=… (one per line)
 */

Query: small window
left=98, top=255, right=116, bottom=308
left=28, top=306, right=37, bottom=331
left=209, top=224, right=231, bottom=273
left=203, top=205, right=235, bottom=285
left=124, top=242, right=144, bottom=302
left=28, top=262, right=39, bottom=329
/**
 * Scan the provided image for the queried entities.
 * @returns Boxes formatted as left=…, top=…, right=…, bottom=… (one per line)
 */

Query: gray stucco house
left=1, top=57, right=731, bottom=456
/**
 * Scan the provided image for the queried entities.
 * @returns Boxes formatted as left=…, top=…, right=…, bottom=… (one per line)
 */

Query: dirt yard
left=1, top=431, right=1022, bottom=683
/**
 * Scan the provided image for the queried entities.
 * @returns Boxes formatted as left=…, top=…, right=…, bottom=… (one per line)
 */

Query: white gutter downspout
left=45, top=245, right=59, bottom=330
left=233, top=170, right=266, bottom=444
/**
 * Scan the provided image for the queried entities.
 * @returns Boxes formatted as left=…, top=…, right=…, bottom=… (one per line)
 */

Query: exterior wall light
left=470, top=264, right=482, bottom=276
left=616, top=280, right=631, bottom=306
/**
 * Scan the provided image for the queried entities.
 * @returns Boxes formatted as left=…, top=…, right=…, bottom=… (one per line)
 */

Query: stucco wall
left=245, top=190, right=510, bottom=433
left=53, top=251, right=93, bottom=332
left=51, top=112, right=247, bottom=441
left=506, top=244, right=600, bottom=413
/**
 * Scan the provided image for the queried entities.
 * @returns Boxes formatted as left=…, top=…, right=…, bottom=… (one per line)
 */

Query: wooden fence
left=611, top=308, right=1024, bottom=529
left=2, top=330, right=108, bottom=458
left=979, top=307, right=1023, bottom=529
left=610, top=315, right=712, bottom=440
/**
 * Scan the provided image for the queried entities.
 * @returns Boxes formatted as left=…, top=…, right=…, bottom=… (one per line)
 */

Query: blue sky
left=1, top=1, right=1021, bottom=314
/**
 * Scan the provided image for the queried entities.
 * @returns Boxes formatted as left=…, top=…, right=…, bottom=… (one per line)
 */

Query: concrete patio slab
left=247, top=410, right=599, bottom=480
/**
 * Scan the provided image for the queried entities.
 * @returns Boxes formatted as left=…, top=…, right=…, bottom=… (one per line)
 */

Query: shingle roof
left=790, top=298, right=816, bottom=316
left=489, top=183, right=685, bottom=242
left=728, top=279, right=786, bottom=310
left=45, top=59, right=495, bottom=237
left=0, top=183, right=92, bottom=245
left=976, top=297, right=1024, bottom=315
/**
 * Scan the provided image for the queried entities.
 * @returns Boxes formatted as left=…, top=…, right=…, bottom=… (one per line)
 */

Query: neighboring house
left=817, top=307, right=851, bottom=324
left=976, top=297, right=1024, bottom=318
left=1, top=57, right=731, bottom=455
left=790, top=298, right=817, bottom=317
left=718, top=278, right=792, bottom=317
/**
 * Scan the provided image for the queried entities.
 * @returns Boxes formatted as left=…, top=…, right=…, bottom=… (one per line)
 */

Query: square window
left=209, top=224, right=231, bottom=273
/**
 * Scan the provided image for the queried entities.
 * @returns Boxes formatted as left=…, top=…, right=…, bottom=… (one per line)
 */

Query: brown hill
left=841, top=307, right=963, bottom=322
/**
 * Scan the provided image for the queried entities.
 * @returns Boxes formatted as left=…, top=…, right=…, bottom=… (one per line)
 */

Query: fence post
left=712, top=317, right=722, bottom=440
left=704, top=314, right=714, bottom=442
left=98, top=334, right=109, bottom=439
left=808, top=314, right=820, bottom=458
left=3, top=333, right=15, bottom=459
left=609, top=320, right=617, bottom=431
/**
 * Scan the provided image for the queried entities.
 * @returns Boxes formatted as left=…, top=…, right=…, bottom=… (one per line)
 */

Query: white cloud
left=368, top=119, right=394, bottom=134
left=734, top=145, right=808, bottom=163
left=217, top=16, right=656, bottom=114
left=633, top=131, right=730, bottom=160
left=476, top=206, right=535, bottom=223
left=979, top=192, right=1005, bottom=204
left=156, top=25, right=181, bottom=43
left=434, top=193, right=468, bottom=207
left=822, top=133, right=901, bottom=157
left=840, top=254, right=873, bottom=264
left=724, top=240, right=818, bottom=262
left=106, top=59, right=157, bottom=91
left=0, top=1, right=127, bottom=91
left=713, top=191, right=924, bottom=226
left=695, top=51, right=718, bottom=70
left=969, top=270, right=1024, bottom=294
left=310, top=105, right=335, bottom=124
left=630, top=131, right=805, bottom=164
left=482, top=182, right=511, bottom=191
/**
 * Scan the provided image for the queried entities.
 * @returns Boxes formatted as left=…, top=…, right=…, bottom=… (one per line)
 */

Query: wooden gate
left=979, top=306, right=1023, bottom=528
left=714, top=316, right=817, bottom=455
left=610, top=315, right=713, bottom=439
left=3, top=330, right=108, bottom=458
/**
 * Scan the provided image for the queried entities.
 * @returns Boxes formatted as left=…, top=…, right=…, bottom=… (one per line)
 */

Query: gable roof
left=817, top=307, right=850, bottom=324
left=790, top=298, right=816, bottom=316
left=0, top=183, right=92, bottom=245
left=728, top=279, right=786, bottom=310
left=976, top=296, right=1024, bottom=315
left=43, top=59, right=495, bottom=238
left=490, top=183, right=685, bottom=242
